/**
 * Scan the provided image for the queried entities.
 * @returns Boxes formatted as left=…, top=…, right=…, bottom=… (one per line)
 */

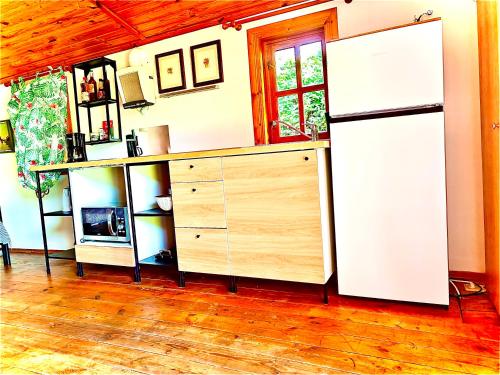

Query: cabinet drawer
left=169, top=157, right=222, bottom=183
left=75, top=244, right=135, bottom=267
left=172, top=181, right=226, bottom=228
left=176, top=228, right=229, bottom=275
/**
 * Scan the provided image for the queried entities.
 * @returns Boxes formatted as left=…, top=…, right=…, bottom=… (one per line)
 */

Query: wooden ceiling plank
left=0, top=0, right=325, bottom=81
left=136, top=0, right=283, bottom=35
left=138, top=0, right=306, bottom=34
left=96, top=0, right=146, bottom=39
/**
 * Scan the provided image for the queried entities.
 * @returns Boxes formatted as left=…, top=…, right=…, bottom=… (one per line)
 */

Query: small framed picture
left=155, top=49, right=186, bottom=93
left=0, top=119, right=15, bottom=153
left=190, top=40, right=224, bottom=87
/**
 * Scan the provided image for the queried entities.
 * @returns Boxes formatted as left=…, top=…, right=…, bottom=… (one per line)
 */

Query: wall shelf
left=72, top=56, right=123, bottom=146
left=77, top=98, right=117, bottom=108
left=159, top=84, right=219, bottom=98
left=85, top=138, right=121, bottom=146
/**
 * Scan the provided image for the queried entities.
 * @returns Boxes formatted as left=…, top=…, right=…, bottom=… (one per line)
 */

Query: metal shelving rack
left=125, top=161, right=182, bottom=285
left=34, top=169, right=83, bottom=277
left=34, top=160, right=182, bottom=286
left=72, top=57, right=123, bottom=145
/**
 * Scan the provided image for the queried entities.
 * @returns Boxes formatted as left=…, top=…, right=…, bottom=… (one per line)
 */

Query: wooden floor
left=1, top=253, right=499, bottom=374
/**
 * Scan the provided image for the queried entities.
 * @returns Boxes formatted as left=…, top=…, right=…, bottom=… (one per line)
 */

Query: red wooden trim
left=247, top=8, right=338, bottom=145
left=264, top=31, right=329, bottom=143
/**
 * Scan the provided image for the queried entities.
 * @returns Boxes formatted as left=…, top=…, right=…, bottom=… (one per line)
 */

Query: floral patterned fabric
left=7, top=68, right=68, bottom=195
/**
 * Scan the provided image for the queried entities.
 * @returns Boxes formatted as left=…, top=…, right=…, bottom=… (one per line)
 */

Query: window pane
left=278, top=94, right=299, bottom=137
left=275, top=48, right=297, bottom=91
left=300, top=42, right=324, bottom=87
left=303, top=90, right=327, bottom=133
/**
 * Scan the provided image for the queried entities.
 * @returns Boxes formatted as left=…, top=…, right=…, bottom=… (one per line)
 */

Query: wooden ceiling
left=0, top=0, right=318, bottom=83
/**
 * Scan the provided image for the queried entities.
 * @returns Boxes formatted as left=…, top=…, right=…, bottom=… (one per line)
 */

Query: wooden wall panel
left=477, top=0, right=500, bottom=315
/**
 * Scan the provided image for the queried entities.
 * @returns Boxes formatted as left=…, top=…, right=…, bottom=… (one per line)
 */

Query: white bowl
left=156, top=195, right=173, bottom=211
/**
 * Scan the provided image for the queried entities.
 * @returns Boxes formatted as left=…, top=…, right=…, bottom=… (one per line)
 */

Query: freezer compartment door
left=331, top=112, right=449, bottom=305
left=326, top=20, right=444, bottom=115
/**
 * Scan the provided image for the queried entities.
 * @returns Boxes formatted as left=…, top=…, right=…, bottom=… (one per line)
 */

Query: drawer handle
left=189, top=165, right=194, bottom=169
left=192, top=188, right=197, bottom=192
left=304, top=156, right=309, bottom=161
left=195, top=234, right=201, bottom=239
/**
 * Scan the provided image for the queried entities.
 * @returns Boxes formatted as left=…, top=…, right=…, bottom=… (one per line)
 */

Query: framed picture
left=190, top=40, right=224, bottom=87
left=0, top=119, right=15, bottom=153
left=155, top=49, right=186, bottom=93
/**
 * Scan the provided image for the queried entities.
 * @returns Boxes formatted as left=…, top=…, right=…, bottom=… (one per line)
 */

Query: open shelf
left=74, top=57, right=116, bottom=70
left=78, top=98, right=117, bottom=108
left=85, top=138, right=121, bottom=146
left=134, top=208, right=172, bottom=217
left=44, top=210, right=73, bottom=217
left=48, top=248, right=76, bottom=260
left=139, top=253, right=176, bottom=267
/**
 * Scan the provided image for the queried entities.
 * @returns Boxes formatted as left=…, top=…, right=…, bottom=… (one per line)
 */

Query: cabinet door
left=223, top=150, right=325, bottom=284
left=176, top=228, right=229, bottom=275
left=171, top=181, right=226, bottom=228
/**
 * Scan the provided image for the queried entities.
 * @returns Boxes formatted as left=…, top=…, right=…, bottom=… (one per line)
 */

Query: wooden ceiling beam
left=96, top=0, right=146, bottom=40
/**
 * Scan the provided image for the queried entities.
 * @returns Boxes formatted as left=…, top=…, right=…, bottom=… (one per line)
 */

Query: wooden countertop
left=31, top=141, right=330, bottom=172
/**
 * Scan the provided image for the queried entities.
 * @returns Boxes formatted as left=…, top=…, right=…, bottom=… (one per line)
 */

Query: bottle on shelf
left=102, top=120, right=114, bottom=140
left=104, top=78, right=111, bottom=99
left=97, top=79, right=105, bottom=100
left=87, top=70, right=97, bottom=101
left=80, top=77, right=89, bottom=103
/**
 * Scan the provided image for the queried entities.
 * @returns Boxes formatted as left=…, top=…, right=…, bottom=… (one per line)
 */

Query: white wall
left=0, top=0, right=485, bottom=272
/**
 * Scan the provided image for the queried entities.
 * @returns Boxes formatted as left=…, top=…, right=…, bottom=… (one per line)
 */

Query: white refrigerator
left=326, top=20, right=449, bottom=305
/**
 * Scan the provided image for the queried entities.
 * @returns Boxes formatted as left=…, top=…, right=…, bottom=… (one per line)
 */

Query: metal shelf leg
left=76, top=262, right=84, bottom=277
left=178, top=271, right=185, bottom=287
left=229, top=276, right=237, bottom=293
left=35, top=171, right=50, bottom=275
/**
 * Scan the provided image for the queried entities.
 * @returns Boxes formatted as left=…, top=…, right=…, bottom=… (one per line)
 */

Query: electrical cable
left=449, top=278, right=486, bottom=298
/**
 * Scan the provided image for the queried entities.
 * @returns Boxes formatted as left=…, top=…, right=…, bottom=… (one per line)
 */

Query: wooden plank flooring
left=1, top=253, right=499, bottom=374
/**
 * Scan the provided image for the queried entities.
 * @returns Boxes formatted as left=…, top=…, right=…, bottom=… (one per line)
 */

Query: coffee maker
left=66, top=133, right=87, bottom=162
left=126, top=130, right=143, bottom=157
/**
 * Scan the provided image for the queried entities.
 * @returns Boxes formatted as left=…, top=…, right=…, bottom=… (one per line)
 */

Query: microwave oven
left=81, top=207, right=130, bottom=243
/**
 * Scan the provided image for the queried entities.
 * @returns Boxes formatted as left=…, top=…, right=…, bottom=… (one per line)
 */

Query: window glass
left=275, top=48, right=297, bottom=91
left=300, top=42, right=324, bottom=87
left=278, top=94, right=299, bottom=136
left=303, top=90, right=327, bottom=133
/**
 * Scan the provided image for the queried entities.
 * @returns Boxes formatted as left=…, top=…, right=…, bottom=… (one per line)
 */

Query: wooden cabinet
left=223, top=150, right=331, bottom=284
left=171, top=181, right=226, bottom=228
left=169, top=149, right=333, bottom=285
left=169, top=157, right=222, bottom=183
left=175, top=228, right=229, bottom=275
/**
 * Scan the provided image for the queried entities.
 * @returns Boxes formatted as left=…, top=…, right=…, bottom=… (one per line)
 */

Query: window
left=263, top=32, right=329, bottom=143
left=246, top=9, right=338, bottom=144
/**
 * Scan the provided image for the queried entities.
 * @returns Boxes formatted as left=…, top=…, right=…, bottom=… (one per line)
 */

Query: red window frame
left=263, top=30, right=329, bottom=144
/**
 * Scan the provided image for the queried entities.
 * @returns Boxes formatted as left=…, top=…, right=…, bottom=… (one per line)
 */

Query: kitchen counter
left=31, top=141, right=330, bottom=172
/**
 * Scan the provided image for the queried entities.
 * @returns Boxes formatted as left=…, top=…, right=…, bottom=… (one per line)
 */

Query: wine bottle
left=87, top=70, right=97, bottom=101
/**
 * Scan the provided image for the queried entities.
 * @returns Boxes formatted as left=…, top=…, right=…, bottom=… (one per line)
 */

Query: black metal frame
left=127, top=161, right=184, bottom=286
left=35, top=169, right=79, bottom=275
left=71, top=57, right=123, bottom=145
left=124, top=164, right=142, bottom=282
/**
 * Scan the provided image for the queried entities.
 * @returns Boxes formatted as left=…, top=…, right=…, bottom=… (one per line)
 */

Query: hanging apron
left=7, top=68, right=68, bottom=196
